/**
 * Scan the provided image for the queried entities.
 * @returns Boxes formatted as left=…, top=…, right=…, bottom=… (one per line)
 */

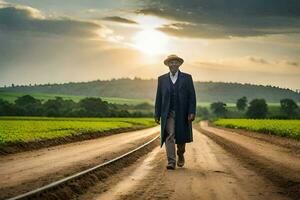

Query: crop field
left=213, top=119, right=300, bottom=140
left=0, top=91, right=153, bottom=105
left=0, top=117, right=156, bottom=145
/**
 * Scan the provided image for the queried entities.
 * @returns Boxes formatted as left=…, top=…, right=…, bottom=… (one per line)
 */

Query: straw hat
left=164, top=54, right=184, bottom=66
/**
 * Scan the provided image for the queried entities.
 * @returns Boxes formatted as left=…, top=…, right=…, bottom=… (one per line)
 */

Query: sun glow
left=132, top=29, right=169, bottom=55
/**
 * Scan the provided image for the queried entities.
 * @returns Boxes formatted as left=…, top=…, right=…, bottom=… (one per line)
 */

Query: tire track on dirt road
left=83, top=127, right=290, bottom=200
left=195, top=121, right=300, bottom=199
left=0, top=126, right=160, bottom=199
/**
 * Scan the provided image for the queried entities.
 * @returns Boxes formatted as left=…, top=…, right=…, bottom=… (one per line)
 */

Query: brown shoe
left=177, top=154, right=185, bottom=167
left=166, top=163, right=175, bottom=170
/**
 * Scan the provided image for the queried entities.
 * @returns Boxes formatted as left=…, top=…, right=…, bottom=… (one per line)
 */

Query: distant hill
left=1, top=78, right=299, bottom=103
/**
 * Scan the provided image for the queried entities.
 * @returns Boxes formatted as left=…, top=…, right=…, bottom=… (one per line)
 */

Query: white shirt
left=169, top=70, right=178, bottom=84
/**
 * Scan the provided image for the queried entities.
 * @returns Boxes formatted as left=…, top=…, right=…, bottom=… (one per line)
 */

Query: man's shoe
left=166, top=163, right=175, bottom=170
left=177, top=154, right=185, bottom=167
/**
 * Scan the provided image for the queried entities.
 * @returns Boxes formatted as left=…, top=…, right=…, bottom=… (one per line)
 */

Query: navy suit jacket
left=154, top=69, right=196, bottom=146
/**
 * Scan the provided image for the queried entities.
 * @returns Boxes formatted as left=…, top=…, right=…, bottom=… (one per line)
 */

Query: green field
left=0, top=91, right=209, bottom=106
left=213, top=119, right=300, bottom=140
left=2, top=91, right=297, bottom=108
left=0, top=91, right=234, bottom=107
left=0, top=91, right=152, bottom=105
left=0, top=117, right=156, bottom=145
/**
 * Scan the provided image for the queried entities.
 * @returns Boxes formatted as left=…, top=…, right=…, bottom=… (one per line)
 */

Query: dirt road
left=80, top=122, right=300, bottom=200
left=2, top=121, right=300, bottom=200
left=0, top=126, right=159, bottom=199
left=197, top=121, right=300, bottom=193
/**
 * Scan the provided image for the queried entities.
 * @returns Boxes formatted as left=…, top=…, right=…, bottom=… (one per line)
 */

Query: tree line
left=0, top=95, right=153, bottom=117
left=1, top=95, right=299, bottom=119
left=198, top=97, right=300, bottom=120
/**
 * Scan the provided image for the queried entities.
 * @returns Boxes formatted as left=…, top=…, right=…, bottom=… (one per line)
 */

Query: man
left=154, top=54, right=196, bottom=170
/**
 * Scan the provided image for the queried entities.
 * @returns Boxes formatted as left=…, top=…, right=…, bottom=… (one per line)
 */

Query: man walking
left=154, top=54, right=196, bottom=170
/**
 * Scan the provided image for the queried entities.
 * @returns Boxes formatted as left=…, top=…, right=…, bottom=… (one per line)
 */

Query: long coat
left=154, top=69, right=196, bottom=147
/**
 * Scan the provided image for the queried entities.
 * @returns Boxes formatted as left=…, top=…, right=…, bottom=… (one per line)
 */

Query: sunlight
left=132, top=29, right=169, bottom=55
left=134, top=15, right=170, bottom=29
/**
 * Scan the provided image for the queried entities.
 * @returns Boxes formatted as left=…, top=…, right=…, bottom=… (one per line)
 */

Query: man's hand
left=154, top=117, right=160, bottom=124
left=188, top=113, right=195, bottom=122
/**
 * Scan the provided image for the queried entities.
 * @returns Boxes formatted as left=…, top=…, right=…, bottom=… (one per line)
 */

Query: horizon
left=0, top=0, right=299, bottom=90
left=1, top=76, right=299, bottom=93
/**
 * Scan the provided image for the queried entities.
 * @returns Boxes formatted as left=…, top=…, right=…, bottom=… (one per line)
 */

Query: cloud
left=0, top=1, right=134, bottom=85
left=134, top=0, right=300, bottom=39
left=249, top=57, right=300, bottom=68
left=248, top=56, right=270, bottom=65
left=187, top=61, right=300, bottom=91
left=101, top=16, right=138, bottom=24
left=282, top=61, right=299, bottom=67
left=0, top=3, right=104, bottom=38
left=286, top=61, right=299, bottom=66
left=194, top=56, right=300, bottom=76
left=156, top=21, right=274, bottom=39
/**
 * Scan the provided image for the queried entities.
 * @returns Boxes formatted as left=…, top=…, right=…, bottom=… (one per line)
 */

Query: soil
left=0, top=126, right=159, bottom=199
left=78, top=125, right=296, bottom=200
left=3, top=121, right=300, bottom=200
left=195, top=121, right=300, bottom=199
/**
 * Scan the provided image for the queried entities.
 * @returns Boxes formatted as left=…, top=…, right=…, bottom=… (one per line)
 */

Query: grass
left=0, top=91, right=152, bottom=105
left=0, top=117, right=156, bottom=145
left=213, top=119, right=300, bottom=140
left=3, top=91, right=298, bottom=107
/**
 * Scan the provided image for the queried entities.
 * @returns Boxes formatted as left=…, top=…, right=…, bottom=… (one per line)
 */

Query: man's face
left=168, top=59, right=181, bottom=74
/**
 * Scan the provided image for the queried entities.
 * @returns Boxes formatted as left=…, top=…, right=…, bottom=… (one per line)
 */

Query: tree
left=79, top=97, right=109, bottom=117
left=246, top=99, right=268, bottom=119
left=280, top=98, right=298, bottom=118
left=236, top=96, right=247, bottom=111
left=0, top=99, right=14, bottom=116
left=43, top=97, right=76, bottom=117
left=134, top=102, right=153, bottom=110
left=197, top=106, right=210, bottom=119
left=210, top=102, right=227, bottom=117
left=14, top=95, right=42, bottom=116
left=15, top=95, right=40, bottom=106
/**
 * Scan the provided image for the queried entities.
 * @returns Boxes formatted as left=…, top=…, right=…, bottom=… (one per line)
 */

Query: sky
left=0, top=0, right=299, bottom=90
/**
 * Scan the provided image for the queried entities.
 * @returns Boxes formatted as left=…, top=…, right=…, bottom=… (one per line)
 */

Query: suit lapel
left=178, top=69, right=183, bottom=89
left=164, top=72, right=170, bottom=92
left=164, top=69, right=183, bottom=92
